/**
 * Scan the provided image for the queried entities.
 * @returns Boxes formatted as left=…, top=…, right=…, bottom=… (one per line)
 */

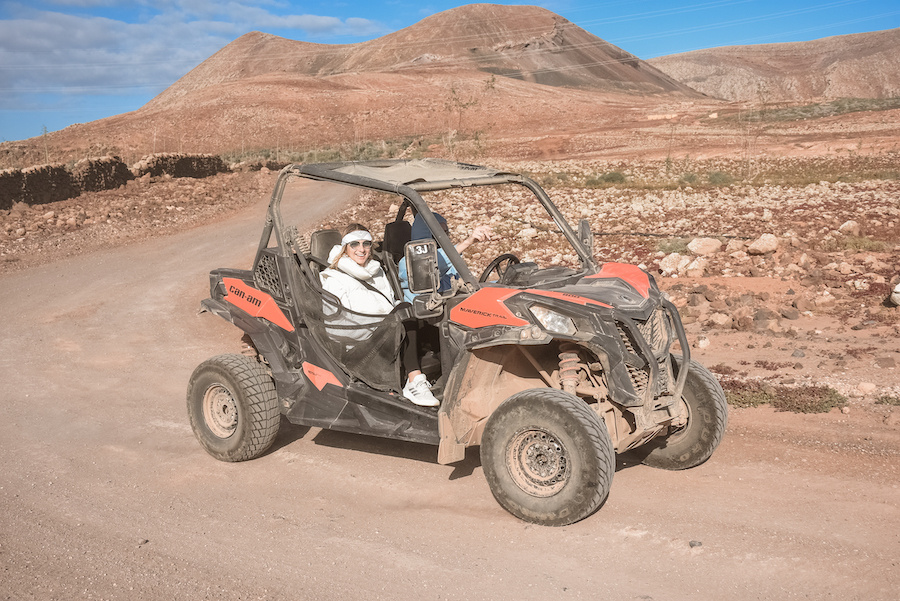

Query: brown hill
left=147, top=3, right=696, bottom=109
left=648, top=28, right=900, bottom=103
left=1, top=4, right=702, bottom=168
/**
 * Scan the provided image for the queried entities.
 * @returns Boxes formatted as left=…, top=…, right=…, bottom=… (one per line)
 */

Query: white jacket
left=320, top=251, right=397, bottom=340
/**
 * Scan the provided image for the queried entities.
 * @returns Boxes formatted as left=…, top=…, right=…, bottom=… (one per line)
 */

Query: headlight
left=529, top=305, right=577, bottom=335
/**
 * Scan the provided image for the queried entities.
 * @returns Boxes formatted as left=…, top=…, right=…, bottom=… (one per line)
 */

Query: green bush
left=679, top=172, right=699, bottom=185
left=708, top=171, right=735, bottom=186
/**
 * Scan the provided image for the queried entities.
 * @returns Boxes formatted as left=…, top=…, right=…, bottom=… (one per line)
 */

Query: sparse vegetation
left=221, top=136, right=437, bottom=166
left=657, top=238, right=690, bottom=254
left=585, top=171, right=626, bottom=185
left=722, top=380, right=847, bottom=413
left=732, top=97, right=900, bottom=123
left=875, top=395, right=900, bottom=406
left=754, top=360, right=793, bottom=371
left=816, top=235, right=890, bottom=253
left=707, top=170, right=735, bottom=186
left=679, top=172, right=699, bottom=185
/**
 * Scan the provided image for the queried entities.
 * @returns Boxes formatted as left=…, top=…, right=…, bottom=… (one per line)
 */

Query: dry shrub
left=875, top=395, right=900, bottom=406
left=721, top=379, right=846, bottom=413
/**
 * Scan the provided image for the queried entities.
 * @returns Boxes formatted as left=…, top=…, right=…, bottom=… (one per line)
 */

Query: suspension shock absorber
left=558, top=343, right=582, bottom=395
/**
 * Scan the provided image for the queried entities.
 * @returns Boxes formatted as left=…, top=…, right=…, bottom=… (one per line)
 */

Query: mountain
left=1, top=4, right=705, bottom=168
left=147, top=3, right=696, bottom=110
left=648, top=28, right=900, bottom=103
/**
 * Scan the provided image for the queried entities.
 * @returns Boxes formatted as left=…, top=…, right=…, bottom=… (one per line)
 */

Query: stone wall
left=0, top=169, right=24, bottom=211
left=0, top=153, right=231, bottom=210
left=72, top=156, right=133, bottom=192
left=130, top=153, right=229, bottom=179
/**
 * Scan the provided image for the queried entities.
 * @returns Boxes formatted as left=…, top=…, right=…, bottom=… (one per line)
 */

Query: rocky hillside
left=648, top=27, right=900, bottom=103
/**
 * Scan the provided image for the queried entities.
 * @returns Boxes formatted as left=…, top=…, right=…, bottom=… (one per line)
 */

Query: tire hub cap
left=507, top=428, right=569, bottom=497
left=203, top=384, right=238, bottom=439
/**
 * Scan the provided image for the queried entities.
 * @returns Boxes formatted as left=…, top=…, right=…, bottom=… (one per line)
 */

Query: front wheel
left=639, top=358, right=728, bottom=470
left=187, top=354, right=280, bottom=462
left=481, top=388, right=615, bottom=526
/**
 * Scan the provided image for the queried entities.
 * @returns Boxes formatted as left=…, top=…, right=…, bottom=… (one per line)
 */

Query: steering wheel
left=479, top=253, right=521, bottom=283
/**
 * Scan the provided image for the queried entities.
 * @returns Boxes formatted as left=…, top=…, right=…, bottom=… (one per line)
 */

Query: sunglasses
left=347, top=240, right=372, bottom=249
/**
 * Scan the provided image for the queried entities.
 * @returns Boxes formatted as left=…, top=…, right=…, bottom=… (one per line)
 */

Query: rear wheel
left=187, top=354, right=280, bottom=462
left=481, top=388, right=615, bottom=526
left=639, top=358, right=728, bottom=470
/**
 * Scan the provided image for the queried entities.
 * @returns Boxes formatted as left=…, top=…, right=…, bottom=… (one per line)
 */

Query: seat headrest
left=383, top=220, right=412, bottom=261
left=309, top=229, right=341, bottom=263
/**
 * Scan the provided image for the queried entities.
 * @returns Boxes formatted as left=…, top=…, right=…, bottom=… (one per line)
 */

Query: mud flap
left=437, top=412, right=466, bottom=464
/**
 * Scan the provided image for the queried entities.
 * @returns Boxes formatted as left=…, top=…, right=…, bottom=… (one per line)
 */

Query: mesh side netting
left=294, top=266, right=403, bottom=392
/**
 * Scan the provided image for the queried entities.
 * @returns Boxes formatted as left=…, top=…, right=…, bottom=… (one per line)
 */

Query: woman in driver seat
left=320, top=223, right=439, bottom=407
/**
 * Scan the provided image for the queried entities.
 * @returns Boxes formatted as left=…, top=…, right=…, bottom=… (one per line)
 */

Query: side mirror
left=578, top=218, right=594, bottom=254
left=404, top=239, right=439, bottom=294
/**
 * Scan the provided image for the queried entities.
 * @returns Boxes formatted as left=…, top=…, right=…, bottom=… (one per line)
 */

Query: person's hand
left=470, top=225, right=493, bottom=242
left=456, top=224, right=494, bottom=254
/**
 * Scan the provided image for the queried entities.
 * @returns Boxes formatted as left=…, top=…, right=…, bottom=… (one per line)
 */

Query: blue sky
left=1, top=0, right=898, bottom=143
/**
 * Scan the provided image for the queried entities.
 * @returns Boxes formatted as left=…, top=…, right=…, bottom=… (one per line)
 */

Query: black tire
left=186, top=354, right=280, bottom=462
left=639, top=358, right=728, bottom=470
left=481, top=388, right=615, bottom=526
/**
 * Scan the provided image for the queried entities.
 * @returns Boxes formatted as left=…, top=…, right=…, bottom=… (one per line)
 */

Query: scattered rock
left=890, top=283, right=900, bottom=306
left=814, top=293, right=836, bottom=309
left=747, top=233, right=779, bottom=255
left=781, top=307, right=801, bottom=320
left=793, top=297, right=814, bottom=312
left=685, top=257, right=708, bottom=277
left=659, top=253, right=691, bottom=276
left=858, top=382, right=877, bottom=395
left=838, top=220, right=860, bottom=236
left=707, top=313, right=733, bottom=327
left=687, top=237, right=722, bottom=256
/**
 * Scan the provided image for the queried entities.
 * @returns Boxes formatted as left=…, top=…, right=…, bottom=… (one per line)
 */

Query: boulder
left=838, top=220, right=860, bottom=236
left=687, top=237, right=722, bottom=256
left=747, top=233, right=779, bottom=255
left=659, top=253, right=691, bottom=276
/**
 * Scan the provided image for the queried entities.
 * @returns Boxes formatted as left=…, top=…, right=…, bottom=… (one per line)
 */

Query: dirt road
left=1, top=180, right=897, bottom=601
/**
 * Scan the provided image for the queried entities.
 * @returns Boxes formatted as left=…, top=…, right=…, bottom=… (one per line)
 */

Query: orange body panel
left=223, top=277, right=295, bottom=332
left=585, top=262, right=651, bottom=298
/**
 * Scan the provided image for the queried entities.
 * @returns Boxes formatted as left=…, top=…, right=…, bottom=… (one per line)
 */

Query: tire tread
left=187, top=353, right=280, bottom=462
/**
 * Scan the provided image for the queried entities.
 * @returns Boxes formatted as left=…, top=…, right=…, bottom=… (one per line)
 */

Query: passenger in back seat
left=398, top=213, right=493, bottom=302
left=320, top=223, right=440, bottom=407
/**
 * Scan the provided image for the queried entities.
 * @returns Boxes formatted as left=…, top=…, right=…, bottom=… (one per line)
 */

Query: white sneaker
left=402, top=373, right=439, bottom=407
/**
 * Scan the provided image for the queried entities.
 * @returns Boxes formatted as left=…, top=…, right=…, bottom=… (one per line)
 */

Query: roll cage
left=257, top=159, right=598, bottom=287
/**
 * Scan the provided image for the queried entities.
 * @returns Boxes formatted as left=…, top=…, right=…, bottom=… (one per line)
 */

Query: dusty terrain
left=1, top=149, right=899, bottom=600
left=1, top=4, right=899, bottom=598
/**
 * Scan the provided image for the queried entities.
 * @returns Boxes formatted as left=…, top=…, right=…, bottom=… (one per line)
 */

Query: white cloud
left=0, top=2, right=384, bottom=105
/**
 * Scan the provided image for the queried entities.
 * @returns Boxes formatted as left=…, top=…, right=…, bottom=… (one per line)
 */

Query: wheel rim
left=202, top=384, right=238, bottom=439
left=506, top=427, right=570, bottom=497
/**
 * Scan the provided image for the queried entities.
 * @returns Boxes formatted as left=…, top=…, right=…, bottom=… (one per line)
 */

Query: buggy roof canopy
left=295, top=159, right=519, bottom=191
